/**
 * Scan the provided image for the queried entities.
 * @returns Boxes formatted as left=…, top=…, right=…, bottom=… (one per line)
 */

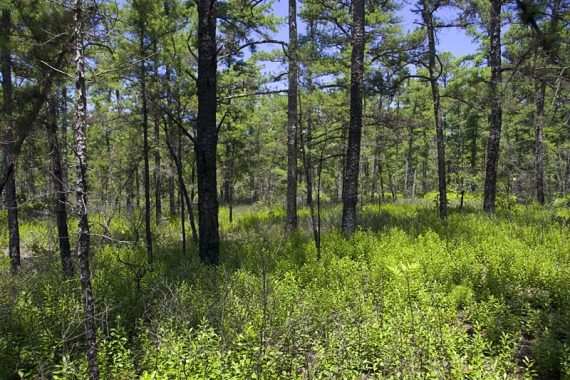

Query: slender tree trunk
left=1, top=9, right=20, bottom=271
left=153, top=40, right=162, bottom=223
left=61, top=86, right=69, bottom=187
left=223, top=141, right=234, bottom=223
left=285, top=0, right=298, bottom=233
left=47, top=92, right=73, bottom=277
left=404, top=112, right=415, bottom=197
left=534, top=76, right=546, bottom=205
left=72, top=1, right=99, bottom=377
left=300, top=60, right=320, bottom=257
left=177, top=129, right=187, bottom=255
left=483, top=0, right=502, bottom=213
left=341, top=0, right=365, bottom=234
left=165, top=70, right=176, bottom=217
left=565, top=151, right=570, bottom=195
left=165, top=127, right=198, bottom=243
left=421, top=0, right=448, bottom=219
left=196, top=0, right=220, bottom=264
left=139, top=17, right=153, bottom=262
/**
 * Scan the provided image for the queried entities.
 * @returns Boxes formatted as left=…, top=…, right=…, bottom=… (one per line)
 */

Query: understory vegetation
left=1, top=202, right=569, bottom=379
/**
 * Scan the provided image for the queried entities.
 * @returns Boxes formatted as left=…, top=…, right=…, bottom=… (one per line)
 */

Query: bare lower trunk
left=72, top=1, right=99, bottom=377
left=223, top=142, right=234, bottom=224
left=535, top=77, right=546, bottom=205
left=300, top=67, right=320, bottom=257
left=178, top=130, right=186, bottom=254
left=196, top=0, right=220, bottom=264
left=153, top=41, right=162, bottom=223
left=404, top=115, right=415, bottom=197
left=139, top=18, right=153, bottom=262
left=483, top=0, right=502, bottom=213
left=1, top=9, right=20, bottom=271
left=421, top=0, right=447, bottom=219
left=165, top=64, right=177, bottom=217
left=166, top=128, right=198, bottom=243
left=285, top=0, right=298, bottom=233
left=47, top=92, right=73, bottom=277
left=341, top=0, right=365, bottom=234
left=4, top=164, right=20, bottom=271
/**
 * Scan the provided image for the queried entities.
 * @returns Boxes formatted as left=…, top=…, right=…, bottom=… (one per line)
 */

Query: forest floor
left=0, top=202, right=569, bottom=379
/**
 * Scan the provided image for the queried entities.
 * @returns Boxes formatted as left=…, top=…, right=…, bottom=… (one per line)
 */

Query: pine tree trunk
left=139, top=17, right=153, bottom=262
left=1, top=9, right=20, bottom=271
left=165, top=128, right=198, bottom=244
left=72, top=1, right=99, bottom=377
left=404, top=114, right=415, bottom=198
left=483, top=0, right=502, bottom=213
left=223, top=141, right=234, bottom=223
left=153, top=40, right=162, bottom=223
left=421, top=0, right=448, bottom=219
left=165, top=65, right=177, bottom=217
left=300, top=60, right=320, bottom=257
left=47, top=92, right=73, bottom=277
left=341, top=0, right=365, bottom=234
left=535, top=77, right=546, bottom=205
left=196, top=0, right=220, bottom=264
left=285, top=0, right=298, bottom=233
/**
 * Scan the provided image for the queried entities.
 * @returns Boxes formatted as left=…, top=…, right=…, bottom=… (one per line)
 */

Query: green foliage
left=1, top=203, right=569, bottom=378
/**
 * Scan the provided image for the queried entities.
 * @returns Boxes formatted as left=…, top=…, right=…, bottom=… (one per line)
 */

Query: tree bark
left=285, top=0, right=298, bottom=233
left=534, top=76, right=546, bottom=205
left=153, top=40, right=162, bottom=223
left=1, top=9, right=20, bottom=271
left=139, top=15, right=153, bottom=262
left=421, top=0, right=448, bottom=219
left=165, top=65, right=176, bottom=217
left=404, top=107, right=416, bottom=197
left=223, top=141, right=234, bottom=223
left=165, top=127, right=198, bottom=244
left=196, top=0, right=220, bottom=264
left=47, top=92, right=73, bottom=277
left=300, top=53, right=320, bottom=257
left=483, top=0, right=502, bottom=213
left=72, top=1, right=99, bottom=377
left=341, top=0, right=365, bottom=234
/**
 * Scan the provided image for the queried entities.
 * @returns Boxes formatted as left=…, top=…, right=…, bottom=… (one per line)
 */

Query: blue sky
left=255, top=0, right=480, bottom=82
left=266, top=0, right=479, bottom=57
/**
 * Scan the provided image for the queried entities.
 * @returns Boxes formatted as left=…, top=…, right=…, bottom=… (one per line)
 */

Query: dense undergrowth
left=0, top=202, right=569, bottom=379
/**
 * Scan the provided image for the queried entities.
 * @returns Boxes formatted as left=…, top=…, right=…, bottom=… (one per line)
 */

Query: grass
left=0, top=202, right=569, bottom=379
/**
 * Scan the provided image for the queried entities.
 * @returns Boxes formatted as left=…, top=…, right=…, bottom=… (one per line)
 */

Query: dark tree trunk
left=165, top=127, right=198, bottom=244
left=467, top=112, right=478, bottom=191
left=223, top=142, right=234, bottom=223
left=300, top=53, right=320, bottom=257
left=178, top=129, right=187, bottom=254
left=153, top=40, right=162, bottom=223
left=47, top=92, right=73, bottom=277
left=285, top=0, right=298, bottom=233
left=341, top=0, right=365, bottom=234
left=404, top=109, right=416, bottom=197
left=196, top=0, right=220, bottom=264
left=535, top=76, right=546, bottom=205
left=421, top=0, right=448, bottom=219
left=165, top=66, right=177, bottom=217
left=371, top=96, right=383, bottom=202
left=483, top=0, right=502, bottom=213
left=72, top=1, right=99, bottom=377
left=139, top=17, right=153, bottom=262
left=566, top=150, right=570, bottom=195
left=1, top=9, right=20, bottom=271
left=61, top=86, right=69, bottom=187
